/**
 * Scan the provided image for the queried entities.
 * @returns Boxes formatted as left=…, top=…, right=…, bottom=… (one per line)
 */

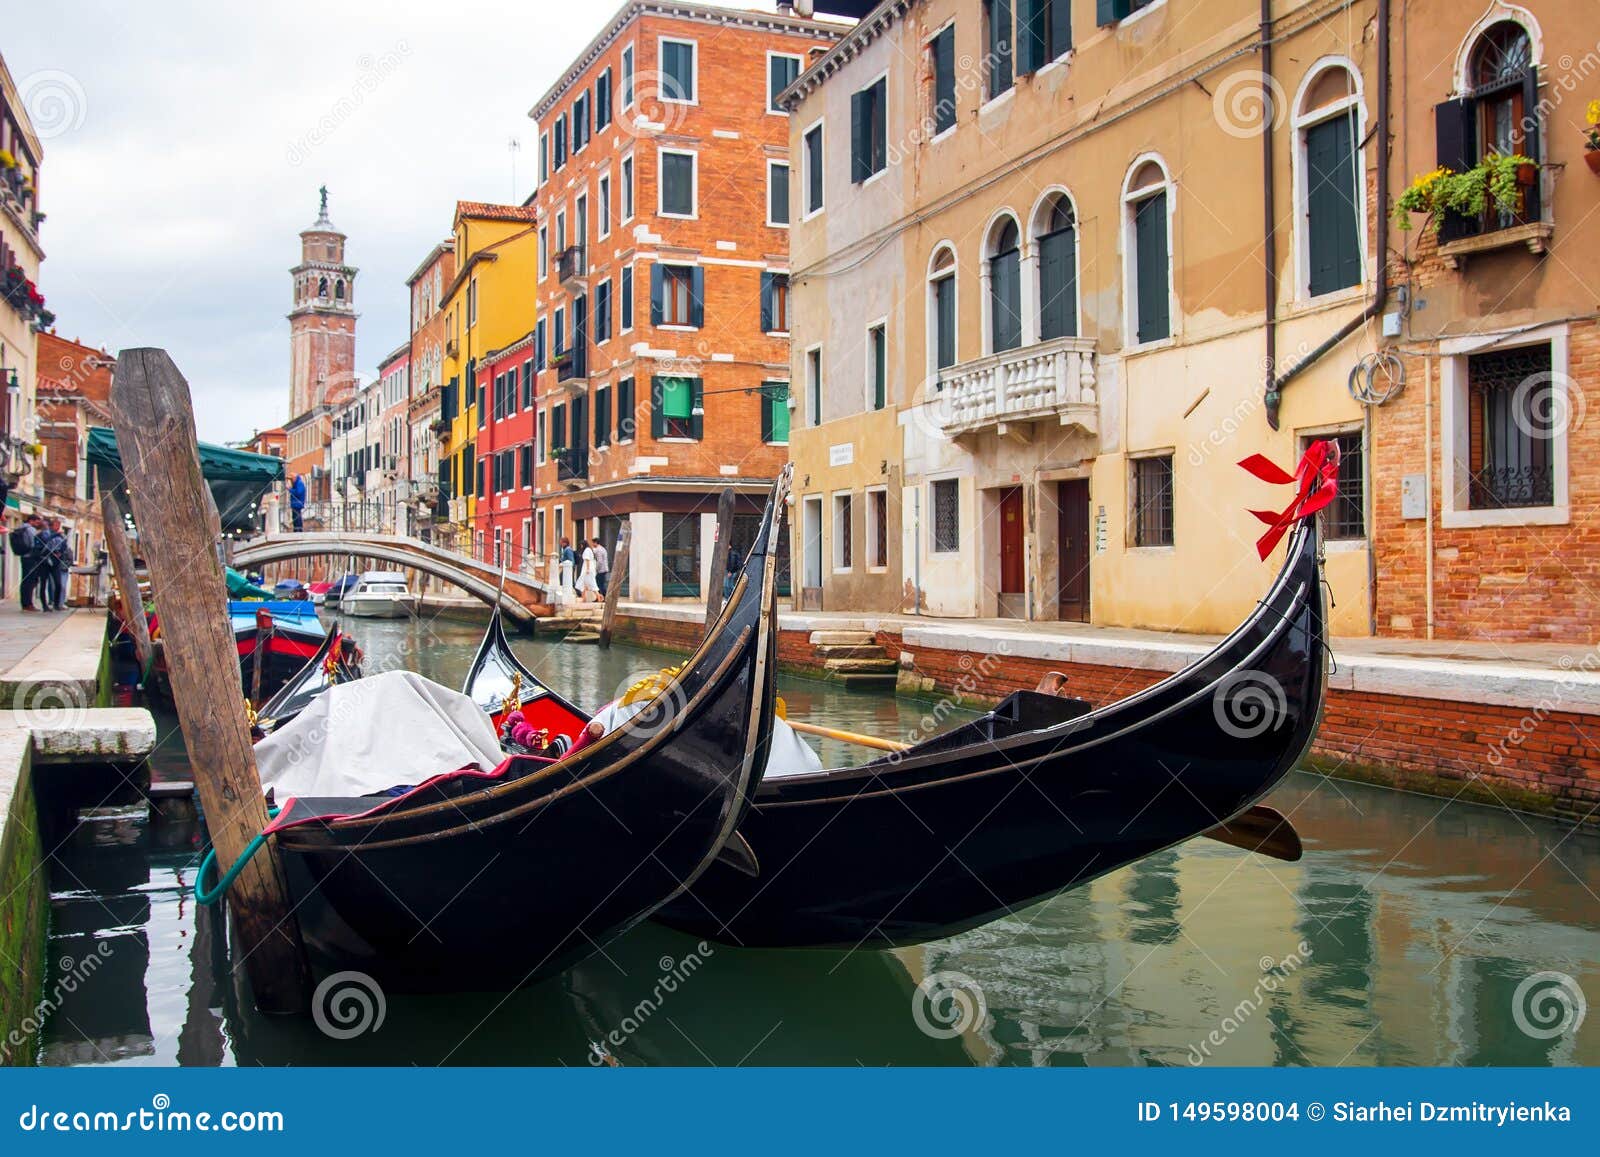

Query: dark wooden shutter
left=1039, top=226, right=1077, bottom=339
left=649, top=263, right=665, bottom=325
left=1306, top=112, right=1362, bottom=296
left=760, top=271, right=773, bottom=332
left=650, top=376, right=665, bottom=439
left=935, top=277, right=956, bottom=369
left=1097, top=0, right=1130, bottom=25
left=988, top=0, right=1014, bottom=94
left=618, top=378, right=633, bottom=440
left=760, top=389, right=773, bottom=443
left=690, top=380, right=704, bottom=440
left=689, top=266, right=705, bottom=327
left=1520, top=69, right=1542, bottom=220
left=1050, top=0, right=1071, bottom=57
left=1435, top=97, right=1480, bottom=242
left=850, top=89, right=869, bottom=183
left=933, top=27, right=956, bottom=134
left=1018, top=0, right=1046, bottom=74
left=991, top=249, right=1022, bottom=352
left=1134, top=191, right=1170, bottom=344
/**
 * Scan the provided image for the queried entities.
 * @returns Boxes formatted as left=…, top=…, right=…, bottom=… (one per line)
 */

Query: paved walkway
left=0, top=600, right=75, bottom=676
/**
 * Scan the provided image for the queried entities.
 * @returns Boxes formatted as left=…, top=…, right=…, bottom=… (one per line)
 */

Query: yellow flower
left=1588, top=98, right=1600, bottom=127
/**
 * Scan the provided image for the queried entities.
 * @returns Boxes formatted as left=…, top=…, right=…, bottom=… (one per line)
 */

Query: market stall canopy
left=88, top=426, right=283, bottom=533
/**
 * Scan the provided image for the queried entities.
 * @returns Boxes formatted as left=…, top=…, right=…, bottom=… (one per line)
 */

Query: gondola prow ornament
left=1239, top=439, right=1341, bottom=560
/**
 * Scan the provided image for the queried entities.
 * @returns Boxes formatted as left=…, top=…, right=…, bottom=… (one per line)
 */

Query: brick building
left=404, top=239, right=455, bottom=538
left=33, top=332, right=111, bottom=602
left=522, top=0, right=842, bottom=599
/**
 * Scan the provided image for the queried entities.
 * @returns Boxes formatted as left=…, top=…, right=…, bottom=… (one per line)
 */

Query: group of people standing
left=9, top=513, right=75, bottom=612
left=561, top=536, right=610, bottom=602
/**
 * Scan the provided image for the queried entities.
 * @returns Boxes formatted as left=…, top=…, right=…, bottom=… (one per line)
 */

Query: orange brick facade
left=524, top=4, right=838, bottom=597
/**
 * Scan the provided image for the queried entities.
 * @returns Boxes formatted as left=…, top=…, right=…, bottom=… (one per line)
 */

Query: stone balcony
left=934, top=335, right=1098, bottom=442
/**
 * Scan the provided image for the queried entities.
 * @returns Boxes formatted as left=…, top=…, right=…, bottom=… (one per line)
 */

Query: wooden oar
left=784, top=719, right=1303, bottom=862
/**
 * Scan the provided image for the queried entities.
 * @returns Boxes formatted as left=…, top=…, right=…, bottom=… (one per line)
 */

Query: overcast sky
left=6, top=1, right=800, bottom=444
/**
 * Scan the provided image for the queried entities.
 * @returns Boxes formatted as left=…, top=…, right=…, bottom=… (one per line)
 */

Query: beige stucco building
left=784, top=0, right=1396, bottom=635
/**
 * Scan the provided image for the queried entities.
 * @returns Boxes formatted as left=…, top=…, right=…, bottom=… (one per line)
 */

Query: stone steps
left=812, top=644, right=884, bottom=660
left=822, top=657, right=900, bottom=675
left=808, top=630, right=876, bottom=647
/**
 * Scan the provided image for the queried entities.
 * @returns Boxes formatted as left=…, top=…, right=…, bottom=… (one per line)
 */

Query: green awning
left=225, top=566, right=274, bottom=600
left=661, top=377, right=694, bottom=420
left=88, top=426, right=285, bottom=533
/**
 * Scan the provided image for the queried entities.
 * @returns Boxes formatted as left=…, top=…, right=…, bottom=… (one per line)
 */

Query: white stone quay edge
left=0, top=708, right=159, bottom=763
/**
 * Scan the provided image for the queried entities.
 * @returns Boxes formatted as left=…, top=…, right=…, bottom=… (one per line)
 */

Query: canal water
left=38, top=614, right=1600, bottom=1066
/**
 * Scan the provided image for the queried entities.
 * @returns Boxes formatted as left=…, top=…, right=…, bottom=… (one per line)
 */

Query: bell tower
left=287, top=186, right=358, bottom=418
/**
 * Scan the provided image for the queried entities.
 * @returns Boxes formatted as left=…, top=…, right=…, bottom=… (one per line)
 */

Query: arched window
left=1440, top=13, right=1542, bottom=238
left=1294, top=59, right=1364, bottom=298
left=317, top=277, right=328, bottom=298
left=335, top=280, right=345, bottom=301
left=927, top=245, right=958, bottom=386
left=986, top=216, right=1023, bottom=354
left=1032, top=192, right=1078, bottom=339
left=1122, top=157, right=1173, bottom=346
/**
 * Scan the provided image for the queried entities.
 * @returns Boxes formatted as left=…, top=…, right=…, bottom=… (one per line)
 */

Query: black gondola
left=252, top=627, right=363, bottom=735
left=260, top=467, right=791, bottom=993
left=231, top=607, right=326, bottom=700
left=653, top=457, right=1333, bottom=949
left=462, top=603, right=590, bottom=742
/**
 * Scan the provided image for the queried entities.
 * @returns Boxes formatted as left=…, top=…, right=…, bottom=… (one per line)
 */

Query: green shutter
left=933, top=28, right=956, bottom=134
left=649, top=263, right=665, bottom=325
left=689, top=266, right=705, bottom=328
left=760, top=271, right=773, bottom=332
left=1097, top=0, right=1130, bottom=25
left=1039, top=226, right=1077, bottom=339
left=1018, top=0, right=1046, bottom=74
left=1134, top=191, right=1170, bottom=343
left=1306, top=112, right=1362, bottom=296
left=650, top=377, right=667, bottom=439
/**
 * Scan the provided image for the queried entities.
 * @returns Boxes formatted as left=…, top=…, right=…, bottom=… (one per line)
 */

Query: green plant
left=1392, top=154, right=1538, bottom=234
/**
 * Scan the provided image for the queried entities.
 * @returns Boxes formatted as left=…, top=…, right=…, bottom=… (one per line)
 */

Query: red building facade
left=474, top=333, right=538, bottom=565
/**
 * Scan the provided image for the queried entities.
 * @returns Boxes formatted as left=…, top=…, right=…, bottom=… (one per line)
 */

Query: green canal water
left=37, top=615, right=1600, bottom=1066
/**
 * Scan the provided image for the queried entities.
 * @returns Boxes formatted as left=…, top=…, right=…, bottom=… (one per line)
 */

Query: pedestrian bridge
left=232, top=532, right=556, bottom=628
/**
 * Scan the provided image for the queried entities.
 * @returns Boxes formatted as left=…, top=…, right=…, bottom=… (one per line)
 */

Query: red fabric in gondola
left=1238, top=439, right=1340, bottom=561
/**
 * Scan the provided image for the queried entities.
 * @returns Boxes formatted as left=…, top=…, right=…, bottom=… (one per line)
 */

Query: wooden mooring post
left=703, top=488, right=737, bottom=628
left=111, top=347, right=310, bottom=1014
left=597, top=525, right=631, bottom=650
left=101, top=491, right=153, bottom=678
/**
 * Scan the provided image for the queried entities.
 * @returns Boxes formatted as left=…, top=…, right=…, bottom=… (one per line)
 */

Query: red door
left=1057, top=479, right=1090, bottom=622
left=999, top=487, right=1024, bottom=594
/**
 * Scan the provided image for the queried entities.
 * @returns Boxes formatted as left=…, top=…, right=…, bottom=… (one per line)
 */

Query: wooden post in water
left=703, top=488, right=737, bottom=629
left=597, top=525, right=631, bottom=650
left=100, top=491, right=153, bottom=678
left=111, top=348, right=310, bottom=1014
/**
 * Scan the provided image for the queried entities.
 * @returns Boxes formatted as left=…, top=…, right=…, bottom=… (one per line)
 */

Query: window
left=931, top=478, right=960, bottom=553
left=806, top=346, right=823, bottom=427
left=1132, top=454, right=1174, bottom=547
left=651, top=263, right=703, bottom=327
left=769, top=53, right=802, bottom=112
left=1436, top=20, right=1541, bottom=241
left=833, top=493, right=854, bottom=571
left=467, top=276, right=478, bottom=327
left=622, top=44, right=635, bottom=108
left=595, top=278, right=612, bottom=343
left=660, top=149, right=696, bottom=217
left=651, top=375, right=702, bottom=440
left=476, top=385, right=486, bottom=428
left=768, top=160, right=790, bottom=227
left=1097, top=0, right=1160, bottom=24
left=929, top=25, right=957, bottom=136
left=575, top=193, right=588, bottom=251
left=803, top=122, right=824, bottom=216
left=551, top=403, right=566, bottom=450
left=554, top=307, right=566, bottom=356
left=760, top=382, right=790, bottom=444
left=535, top=318, right=547, bottom=369
left=1467, top=344, right=1554, bottom=509
left=536, top=508, right=546, bottom=555
left=868, top=323, right=887, bottom=410
left=1034, top=192, right=1078, bottom=339
left=596, top=68, right=613, bottom=130
left=537, top=410, right=547, bottom=464
left=554, top=115, right=568, bottom=168
left=617, top=377, right=635, bottom=440
left=621, top=155, right=635, bottom=220
left=928, top=245, right=957, bottom=381
left=1018, top=0, right=1072, bottom=72
left=539, top=133, right=549, bottom=184
left=867, top=487, right=889, bottom=568
left=538, top=226, right=548, bottom=279
left=851, top=77, right=887, bottom=183
left=984, top=0, right=1014, bottom=99
left=522, top=361, right=534, bottom=409
left=987, top=216, right=1022, bottom=353
left=621, top=266, right=635, bottom=331
left=660, top=37, right=696, bottom=103
left=572, top=91, right=590, bottom=153
left=1296, top=62, right=1363, bottom=297
left=598, top=173, right=612, bottom=238
left=1300, top=429, right=1365, bottom=539
left=556, top=209, right=567, bottom=251
left=595, top=385, right=611, bottom=448
left=761, top=272, right=789, bottom=333
left=1123, top=157, right=1173, bottom=345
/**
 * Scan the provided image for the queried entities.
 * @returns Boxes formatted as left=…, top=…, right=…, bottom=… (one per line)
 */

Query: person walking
left=289, top=473, right=307, bottom=532
left=591, top=536, right=610, bottom=597
left=45, top=518, right=73, bottom=611
left=11, top=514, right=47, bottom=612
left=576, top=541, right=599, bottom=602
left=558, top=536, right=576, bottom=593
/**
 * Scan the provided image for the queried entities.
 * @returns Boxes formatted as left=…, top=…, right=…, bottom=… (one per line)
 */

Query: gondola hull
left=266, top=472, right=790, bottom=993
left=655, top=521, right=1327, bottom=949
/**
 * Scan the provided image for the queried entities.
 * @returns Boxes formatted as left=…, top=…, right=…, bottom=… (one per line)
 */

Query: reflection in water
left=36, top=617, right=1600, bottom=1066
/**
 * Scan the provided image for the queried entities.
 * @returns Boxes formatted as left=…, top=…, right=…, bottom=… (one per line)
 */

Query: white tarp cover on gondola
left=589, top=697, right=824, bottom=778
left=256, top=671, right=505, bottom=799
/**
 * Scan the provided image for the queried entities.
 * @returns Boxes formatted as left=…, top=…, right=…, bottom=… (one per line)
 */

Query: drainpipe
left=1261, top=0, right=1278, bottom=427
left=1267, top=0, right=1390, bottom=429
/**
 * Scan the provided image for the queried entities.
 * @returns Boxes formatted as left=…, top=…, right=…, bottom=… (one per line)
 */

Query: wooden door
left=1057, top=479, right=1090, bottom=622
left=999, top=487, right=1024, bottom=594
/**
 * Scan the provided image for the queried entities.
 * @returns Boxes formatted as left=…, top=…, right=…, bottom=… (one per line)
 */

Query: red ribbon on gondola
left=1238, top=439, right=1340, bottom=561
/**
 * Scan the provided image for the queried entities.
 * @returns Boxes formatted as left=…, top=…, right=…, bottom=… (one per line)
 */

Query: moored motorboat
left=245, top=467, right=792, bottom=992
left=338, top=571, right=418, bottom=619
left=652, top=447, right=1336, bottom=948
